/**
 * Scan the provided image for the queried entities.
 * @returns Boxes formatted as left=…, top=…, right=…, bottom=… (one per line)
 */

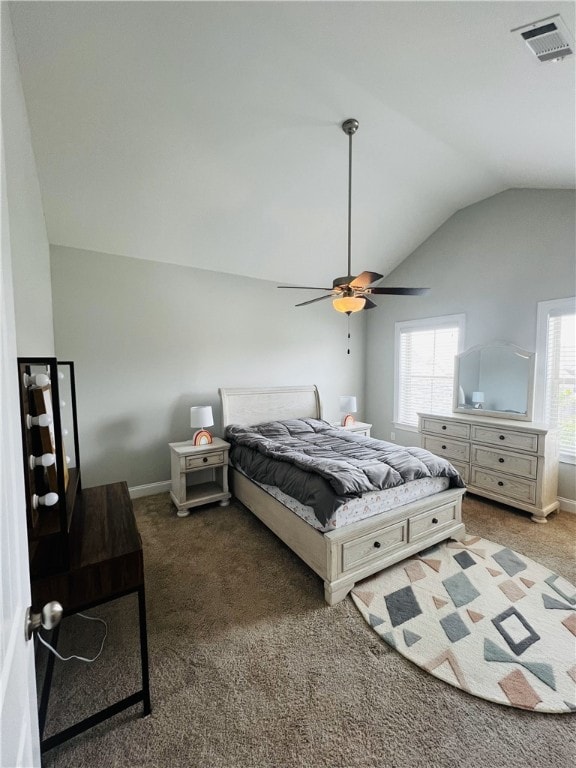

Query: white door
left=0, top=141, right=41, bottom=766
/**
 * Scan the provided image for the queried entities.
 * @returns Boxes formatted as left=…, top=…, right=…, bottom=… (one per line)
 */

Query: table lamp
left=472, top=391, right=484, bottom=409
left=190, top=406, right=214, bottom=445
left=339, top=395, right=357, bottom=426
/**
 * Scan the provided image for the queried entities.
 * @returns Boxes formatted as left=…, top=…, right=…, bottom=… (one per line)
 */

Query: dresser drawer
left=184, top=451, right=224, bottom=470
left=471, top=425, right=539, bottom=453
left=449, top=460, right=470, bottom=485
left=471, top=446, right=538, bottom=479
left=470, top=467, right=536, bottom=505
left=341, top=520, right=407, bottom=571
left=422, top=435, right=470, bottom=463
left=421, top=418, right=470, bottom=440
left=409, top=503, right=457, bottom=543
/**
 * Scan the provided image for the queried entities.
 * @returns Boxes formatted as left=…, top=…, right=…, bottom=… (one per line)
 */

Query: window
left=536, top=297, right=576, bottom=463
left=394, top=314, right=465, bottom=430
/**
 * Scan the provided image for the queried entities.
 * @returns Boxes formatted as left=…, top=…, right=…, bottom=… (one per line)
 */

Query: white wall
left=50, top=245, right=366, bottom=488
left=1, top=6, right=53, bottom=355
left=365, top=188, right=576, bottom=503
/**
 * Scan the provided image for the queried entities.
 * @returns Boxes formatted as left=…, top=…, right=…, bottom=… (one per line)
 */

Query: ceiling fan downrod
left=277, top=118, right=428, bottom=315
left=342, top=118, right=359, bottom=280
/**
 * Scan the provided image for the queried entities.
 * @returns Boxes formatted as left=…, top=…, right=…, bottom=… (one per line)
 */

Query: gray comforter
left=226, top=419, right=464, bottom=526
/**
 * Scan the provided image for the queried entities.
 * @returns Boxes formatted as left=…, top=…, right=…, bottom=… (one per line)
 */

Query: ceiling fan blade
left=363, top=298, right=378, bottom=310
left=278, top=285, right=333, bottom=291
left=295, top=294, right=335, bottom=307
left=349, top=271, right=384, bottom=289
left=367, top=287, right=430, bottom=295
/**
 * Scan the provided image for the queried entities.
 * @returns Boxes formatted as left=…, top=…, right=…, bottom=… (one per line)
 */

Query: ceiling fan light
left=332, top=296, right=366, bottom=314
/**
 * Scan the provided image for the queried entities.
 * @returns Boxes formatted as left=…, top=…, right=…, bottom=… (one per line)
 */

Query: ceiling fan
left=278, top=119, right=429, bottom=314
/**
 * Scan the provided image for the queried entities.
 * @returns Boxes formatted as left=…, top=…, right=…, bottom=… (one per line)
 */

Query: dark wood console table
left=34, top=481, right=151, bottom=753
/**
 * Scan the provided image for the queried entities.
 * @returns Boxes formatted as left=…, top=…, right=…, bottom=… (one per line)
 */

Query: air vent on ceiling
left=511, top=14, right=574, bottom=62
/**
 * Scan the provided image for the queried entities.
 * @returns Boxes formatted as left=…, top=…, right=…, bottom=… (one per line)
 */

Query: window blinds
left=398, top=324, right=460, bottom=427
left=545, top=310, right=576, bottom=457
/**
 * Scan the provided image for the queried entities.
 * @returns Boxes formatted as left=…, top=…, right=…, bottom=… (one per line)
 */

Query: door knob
left=25, top=601, right=63, bottom=641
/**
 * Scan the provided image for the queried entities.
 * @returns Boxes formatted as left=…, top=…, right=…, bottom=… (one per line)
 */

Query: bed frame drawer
left=341, top=520, right=407, bottom=572
left=409, top=503, right=457, bottom=543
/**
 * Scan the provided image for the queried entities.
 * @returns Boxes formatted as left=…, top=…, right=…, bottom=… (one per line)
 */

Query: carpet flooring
left=41, top=494, right=576, bottom=768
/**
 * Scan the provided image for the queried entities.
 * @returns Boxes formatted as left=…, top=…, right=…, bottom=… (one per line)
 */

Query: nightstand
left=169, top=437, right=231, bottom=517
left=331, top=421, right=372, bottom=437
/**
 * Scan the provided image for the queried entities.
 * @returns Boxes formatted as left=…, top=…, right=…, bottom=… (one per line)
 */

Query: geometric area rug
left=351, top=536, right=576, bottom=713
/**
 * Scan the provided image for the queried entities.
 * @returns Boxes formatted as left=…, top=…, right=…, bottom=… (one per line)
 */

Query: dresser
left=418, top=412, right=559, bottom=523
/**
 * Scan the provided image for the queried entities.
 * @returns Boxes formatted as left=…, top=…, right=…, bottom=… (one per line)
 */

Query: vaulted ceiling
left=9, top=1, right=575, bottom=285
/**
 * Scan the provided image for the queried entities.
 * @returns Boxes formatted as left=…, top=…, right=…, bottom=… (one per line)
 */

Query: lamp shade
left=190, top=405, right=214, bottom=429
left=339, top=396, right=357, bottom=413
left=472, top=392, right=484, bottom=404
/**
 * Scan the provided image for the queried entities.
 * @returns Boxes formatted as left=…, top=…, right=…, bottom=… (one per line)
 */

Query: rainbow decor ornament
left=342, top=414, right=355, bottom=427
left=192, top=429, right=212, bottom=446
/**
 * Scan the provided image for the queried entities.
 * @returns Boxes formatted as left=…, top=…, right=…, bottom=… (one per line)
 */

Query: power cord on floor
left=38, top=613, right=108, bottom=663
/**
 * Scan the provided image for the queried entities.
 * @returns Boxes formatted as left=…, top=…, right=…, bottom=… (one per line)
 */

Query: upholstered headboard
left=219, top=385, right=322, bottom=428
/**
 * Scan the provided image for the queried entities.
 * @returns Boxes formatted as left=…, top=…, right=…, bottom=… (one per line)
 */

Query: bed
left=219, top=385, right=466, bottom=605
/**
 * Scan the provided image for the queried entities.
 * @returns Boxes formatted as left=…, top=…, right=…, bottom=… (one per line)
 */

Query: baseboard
left=558, top=496, right=576, bottom=514
left=129, top=480, right=171, bottom=499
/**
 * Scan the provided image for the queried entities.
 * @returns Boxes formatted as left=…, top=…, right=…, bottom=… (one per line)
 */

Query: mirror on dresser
left=453, top=341, right=535, bottom=421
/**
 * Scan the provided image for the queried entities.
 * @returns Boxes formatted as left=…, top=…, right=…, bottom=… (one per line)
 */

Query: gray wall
left=1, top=5, right=54, bottom=355
left=50, top=246, right=366, bottom=488
left=365, top=188, right=576, bottom=503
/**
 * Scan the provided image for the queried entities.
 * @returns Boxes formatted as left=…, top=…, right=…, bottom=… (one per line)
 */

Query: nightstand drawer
left=471, top=446, right=538, bottom=479
left=422, top=435, right=470, bottom=463
left=185, top=451, right=224, bottom=470
left=409, top=503, right=457, bottom=542
left=421, top=418, right=470, bottom=440
left=342, top=521, right=407, bottom=571
left=470, top=468, right=536, bottom=505
left=471, top=426, right=539, bottom=453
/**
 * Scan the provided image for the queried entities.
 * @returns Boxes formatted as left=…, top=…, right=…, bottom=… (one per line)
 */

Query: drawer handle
left=498, top=481, right=504, bottom=487
left=499, top=458, right=504, bottom=463
left=202, top=457, right=208, bottom=463
left=441, top=445, right=447, bottom=450
left=499, top=435, right=505, bottom=441
left=441, top=425, right=447, bottom=430
left=432, top=518, right=438, bottom=524
left=373, top=541, right=381, bottom=549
